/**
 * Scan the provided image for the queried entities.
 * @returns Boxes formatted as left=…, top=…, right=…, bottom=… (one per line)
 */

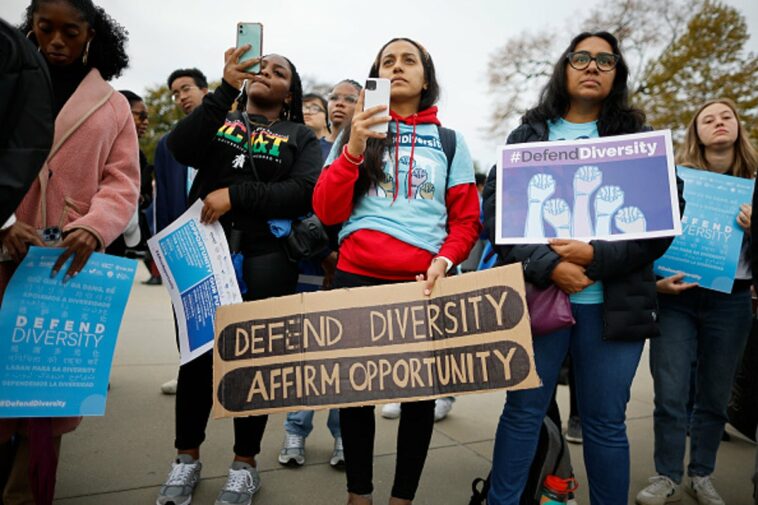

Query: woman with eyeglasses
left=635, top=99, right=757, bottom=505
left=159, top=46, right=322, bottom=505
left=0, top=0, right=139, bottom=503
left=482, top=31, right=683, bottom=505
left=303, top=93, right=332, bottom=158
left=313, top=38, right=481, bottom=505
left=325, top=80, right=362, bottom=144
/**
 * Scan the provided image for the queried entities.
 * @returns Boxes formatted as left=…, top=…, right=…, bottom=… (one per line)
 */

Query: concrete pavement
left=52, top=265, right=757, bottom=504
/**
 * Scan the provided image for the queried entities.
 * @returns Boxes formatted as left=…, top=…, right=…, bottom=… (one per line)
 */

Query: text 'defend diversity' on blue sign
left=0, top=248, right=136, bottom=417
left=655, top=166, right=754, bottom=293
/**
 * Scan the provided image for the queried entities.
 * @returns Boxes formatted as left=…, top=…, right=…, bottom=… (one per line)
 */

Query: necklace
left=243, top=112, right=279, bottom=129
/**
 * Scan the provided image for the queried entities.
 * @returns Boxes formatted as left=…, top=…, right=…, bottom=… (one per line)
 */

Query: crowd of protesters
left=0, top=1, right=757, bottom=505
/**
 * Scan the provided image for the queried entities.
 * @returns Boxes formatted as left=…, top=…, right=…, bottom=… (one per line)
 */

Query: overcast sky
left=2, top=0, right=756, bottom=168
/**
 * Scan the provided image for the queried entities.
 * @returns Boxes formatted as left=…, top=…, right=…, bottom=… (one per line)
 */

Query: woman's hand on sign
left=549, top=239, right=594, bottom=266
left=737, top=203, right=751, bottom=233
left=417, top=257, right=448, bottom=297
left=52, top=228, right=99, bottom=282
left=550, top=261, right=593, bottom=294
left=201, top=188, right=232, bottom=224
left=656, top=272, right=698, bottom=295
left=0, top=222, right=44, bottom=262
left=346, top=90, right=391, bottom=158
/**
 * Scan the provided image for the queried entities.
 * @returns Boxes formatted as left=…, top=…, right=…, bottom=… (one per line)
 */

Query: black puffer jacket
left=482, top=120, right=685, bottom=341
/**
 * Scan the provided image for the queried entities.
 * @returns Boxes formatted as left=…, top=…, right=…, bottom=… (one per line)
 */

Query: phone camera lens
left=365, top=80, right=376, bottom=90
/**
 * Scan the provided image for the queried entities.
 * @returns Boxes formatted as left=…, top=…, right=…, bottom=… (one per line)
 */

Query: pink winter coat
left=0, top=68, right=140, bottom=440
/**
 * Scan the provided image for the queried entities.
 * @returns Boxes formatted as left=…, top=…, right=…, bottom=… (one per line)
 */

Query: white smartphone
left=236, top=22, right=263, bottom=73
left=364, top=78, right=391, bottom=133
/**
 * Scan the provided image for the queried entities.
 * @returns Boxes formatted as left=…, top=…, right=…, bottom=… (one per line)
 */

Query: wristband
left=342, top=144, right=364, bottom=165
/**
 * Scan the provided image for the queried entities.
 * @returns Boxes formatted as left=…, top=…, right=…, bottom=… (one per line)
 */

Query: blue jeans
left=650, top=287, right=751, bottom=483
left=284, top=409, right=341, bottom=439
left=488, top=303, right=644, bottom=505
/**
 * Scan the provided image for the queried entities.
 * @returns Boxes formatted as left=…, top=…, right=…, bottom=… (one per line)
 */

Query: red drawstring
left=392, top=118, right=401, bottom=204
left=407, top=115, right=418, bottom=199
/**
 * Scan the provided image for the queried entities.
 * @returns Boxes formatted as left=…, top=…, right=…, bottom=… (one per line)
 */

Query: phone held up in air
left=236, top=22, right=263, bottom=74
left=363, top=78, right=391, bottom=133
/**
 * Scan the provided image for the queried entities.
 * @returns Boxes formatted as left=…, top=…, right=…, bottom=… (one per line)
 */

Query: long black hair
left=522, top=31, right=645, bottom=135
left=339, top=37, right=440, bottom=199
left=235, top=55, right=304, bottom=124
left=21, top=0, right=130, bottom=81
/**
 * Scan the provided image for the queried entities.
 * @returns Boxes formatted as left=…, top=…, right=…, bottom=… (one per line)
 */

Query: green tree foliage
left=487, top=0, right=758, bottom=145
left=638, top=1, right=758, bottom=143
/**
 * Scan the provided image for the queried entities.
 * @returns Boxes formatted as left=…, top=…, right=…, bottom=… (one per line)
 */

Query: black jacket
left=0, top=20, right=54, bottom=225
left=482, top=120, right=685, bottom=341
left=167, top=80, right=322, bottom=255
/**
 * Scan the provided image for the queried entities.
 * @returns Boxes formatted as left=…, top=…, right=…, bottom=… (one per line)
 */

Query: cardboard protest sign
left=213, top=264, right=539, bottom=417
left=655, top=166, right=754, bottom=293
left=495, top=130, right=681, bottom=244
left=0, top=247, right=136, bottom=417
left=148, top=200, right=242, bottom=365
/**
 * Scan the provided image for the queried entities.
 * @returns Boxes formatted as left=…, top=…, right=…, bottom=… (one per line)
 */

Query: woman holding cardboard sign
left=161, top=45, right=322, bottom=505
left=482, top=31, right=684, bottom=505
left=313, top=38, right=480, bottom=505
left=636, top=99, right=757, bottom=505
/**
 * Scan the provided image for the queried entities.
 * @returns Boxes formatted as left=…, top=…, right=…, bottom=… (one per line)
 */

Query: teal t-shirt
left=547, top=118, right=603, bottom=304
left=327, top=123, right=475, bottom=254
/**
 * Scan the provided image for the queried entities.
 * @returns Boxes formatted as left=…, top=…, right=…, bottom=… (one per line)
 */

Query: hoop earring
left=82, top=40, right=91, bottom=65
left=26, top=31, right=40, bottom=52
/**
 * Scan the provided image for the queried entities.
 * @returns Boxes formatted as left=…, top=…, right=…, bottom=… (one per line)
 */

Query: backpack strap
left=437, top=125, right=457, bottom=171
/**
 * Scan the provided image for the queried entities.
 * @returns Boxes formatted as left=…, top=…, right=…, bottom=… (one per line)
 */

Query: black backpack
left=469, top=416, right=574, bottom=505
left=0, top=19, right=54, bottom=224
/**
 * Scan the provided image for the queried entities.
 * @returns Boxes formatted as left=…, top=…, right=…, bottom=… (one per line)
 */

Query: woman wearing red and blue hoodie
left=313, top=37, right=481, bottom=505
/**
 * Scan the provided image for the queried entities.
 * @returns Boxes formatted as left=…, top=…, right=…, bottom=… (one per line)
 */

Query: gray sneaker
left=278, top=433, right=305, bottom=466
left=687, top=475, right=725, bottom=505
left=330, top=436, right=345, bottom=468
left=566, top=416, right=583, bottom=444
left=156, top=454, right=202, bottom=505
left=215, top=461, right=260, bottom=505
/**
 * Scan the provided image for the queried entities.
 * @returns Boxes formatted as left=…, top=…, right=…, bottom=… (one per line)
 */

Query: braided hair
left=21, top=0, right=130, bottom=81
left=235, top=55, right=304, bottom=124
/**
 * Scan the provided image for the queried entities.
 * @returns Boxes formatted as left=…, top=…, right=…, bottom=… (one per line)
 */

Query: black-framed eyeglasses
left=131, top=110, right=148, bottom=121
left=566, top=51, right=619, bottom=72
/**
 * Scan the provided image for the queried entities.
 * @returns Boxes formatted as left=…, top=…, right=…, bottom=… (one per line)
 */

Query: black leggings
left=334, top=269, right=436, bottom=500
left=175, top=248, right=298, bottom=457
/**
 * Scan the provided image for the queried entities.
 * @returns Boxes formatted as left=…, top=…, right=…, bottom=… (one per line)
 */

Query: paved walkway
left=52, top=266, right=756, bottom=504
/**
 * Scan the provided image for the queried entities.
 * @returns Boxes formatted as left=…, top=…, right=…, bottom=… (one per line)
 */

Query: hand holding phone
left=236, top=22, right=263, bottom=73
left=345, top=84, right=392, bottom=158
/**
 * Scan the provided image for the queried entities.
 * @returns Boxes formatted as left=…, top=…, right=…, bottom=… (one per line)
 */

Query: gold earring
left=82, top=40, right=91, bottom=65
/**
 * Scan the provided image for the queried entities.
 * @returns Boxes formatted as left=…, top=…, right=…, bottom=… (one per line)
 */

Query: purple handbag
left=525, top=283, right=575, bottom=336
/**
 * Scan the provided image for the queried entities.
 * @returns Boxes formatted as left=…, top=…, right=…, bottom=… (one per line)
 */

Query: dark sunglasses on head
left=566, top=51, right=619, bottom=72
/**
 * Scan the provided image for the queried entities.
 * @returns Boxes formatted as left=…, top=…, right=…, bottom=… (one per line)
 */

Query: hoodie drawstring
left=390, top=115, right=419, bottom=203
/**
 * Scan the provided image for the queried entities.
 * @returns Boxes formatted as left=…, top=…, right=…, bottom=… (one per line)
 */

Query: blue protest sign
left=0, top=247, right=136, bottom=417
left=654, top=166, right=754, bottom=293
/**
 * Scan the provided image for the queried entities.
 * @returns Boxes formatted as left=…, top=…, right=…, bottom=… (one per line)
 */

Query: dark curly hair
left=235, top=55, right=304, bottom=124
left=522, top=31, right=645, bottom=136
left=20, top=0, right=129, bottom=81
left=338, top=38, right=440, bottom=199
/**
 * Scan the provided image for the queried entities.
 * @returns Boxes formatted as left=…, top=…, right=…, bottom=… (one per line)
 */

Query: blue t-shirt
left=326, top=123, right=475, bottom=254
left=547, top=118, right=603, bottom=304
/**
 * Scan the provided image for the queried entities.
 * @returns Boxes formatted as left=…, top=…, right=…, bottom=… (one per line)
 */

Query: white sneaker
left=330, top=436, right=345, bottom=467
left=156, top=454, right=202, bottom=505
left=687, top=475, right=725, bottom=505
left=635, top=475, right=681, bottom=505
left=215, top=462, right=260, bottom=505
left=381, top=403, right=401, bottom=419
left=161, top=378, right=178, bottom=395
left=278, top=433, right=305, bottom=466
left=434, top=397, right=454, bottom=422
